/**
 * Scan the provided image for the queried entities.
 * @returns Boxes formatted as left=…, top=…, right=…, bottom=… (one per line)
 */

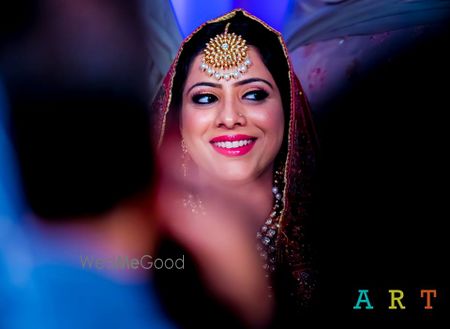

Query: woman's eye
left=192, top=93, right=218, bottom=104
left=243, top=90, right=269, bottom=101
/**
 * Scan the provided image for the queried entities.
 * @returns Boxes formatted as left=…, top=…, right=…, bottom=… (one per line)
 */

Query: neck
left=201, top=167, right=275, bottom=230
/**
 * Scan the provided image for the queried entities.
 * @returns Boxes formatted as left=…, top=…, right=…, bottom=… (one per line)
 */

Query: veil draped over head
left=152, top=8, right=318, bottom=317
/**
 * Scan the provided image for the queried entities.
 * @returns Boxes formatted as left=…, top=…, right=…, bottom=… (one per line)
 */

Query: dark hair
left=9, top=80, right=153, bottom=219
left=4, top=0, right=152, bottom=220
left=171, top=12, right=291, bottom=119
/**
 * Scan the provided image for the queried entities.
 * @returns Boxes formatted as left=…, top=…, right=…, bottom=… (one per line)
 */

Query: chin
left=209, top=164, right=258, bottom=184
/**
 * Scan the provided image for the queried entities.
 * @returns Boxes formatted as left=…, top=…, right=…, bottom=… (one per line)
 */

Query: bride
left=153, top=9, right=318, bottom=328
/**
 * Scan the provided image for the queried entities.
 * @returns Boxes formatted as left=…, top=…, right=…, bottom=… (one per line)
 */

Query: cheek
left=271, top=108, right=285, bottom=139
left=180, top=106, right=213, bottom=139
left=250, top=104, right=284, bottom=142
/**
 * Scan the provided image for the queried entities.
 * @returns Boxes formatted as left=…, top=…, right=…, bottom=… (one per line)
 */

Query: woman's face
left=180, top=46, right=285, bottom=184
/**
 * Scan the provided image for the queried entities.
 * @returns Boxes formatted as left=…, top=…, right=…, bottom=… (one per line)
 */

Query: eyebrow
left=234, top=78, right=273, bottom=89
left=185, top=78, right=274, bottom=94
left=186, top=82, right=221, bottom=94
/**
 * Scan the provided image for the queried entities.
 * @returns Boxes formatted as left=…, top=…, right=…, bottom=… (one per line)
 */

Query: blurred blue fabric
left=1, top=77, right=33, bottom=329
left=1, top=79, right=175, bottom=329
left=170, top=0, right=289, bottom=37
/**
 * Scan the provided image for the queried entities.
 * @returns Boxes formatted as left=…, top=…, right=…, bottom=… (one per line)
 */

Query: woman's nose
left=214, top=99, right=246, bottom=129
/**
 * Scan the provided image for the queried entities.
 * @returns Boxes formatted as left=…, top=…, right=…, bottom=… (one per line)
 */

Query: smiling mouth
left=213, top=139, right=254, bottom=148
left=209, top=134, right=257, bottom=156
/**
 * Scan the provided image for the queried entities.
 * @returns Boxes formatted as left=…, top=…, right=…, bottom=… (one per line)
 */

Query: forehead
left=185, top=46, right=274, bottom=87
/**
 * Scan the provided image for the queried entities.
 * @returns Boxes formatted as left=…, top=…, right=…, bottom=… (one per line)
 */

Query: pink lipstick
left=210, top=134, right=257, bottom=157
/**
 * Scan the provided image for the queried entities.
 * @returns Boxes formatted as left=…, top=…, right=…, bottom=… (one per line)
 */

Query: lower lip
left=211, top=141, right=256, bottom=157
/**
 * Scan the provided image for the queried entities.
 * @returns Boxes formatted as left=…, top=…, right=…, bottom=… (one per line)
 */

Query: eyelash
left=243, top=89, right=269, bottom=101
left=192, top=93, right=218, bottom=104
left=191, top=89, right=269, bottom=105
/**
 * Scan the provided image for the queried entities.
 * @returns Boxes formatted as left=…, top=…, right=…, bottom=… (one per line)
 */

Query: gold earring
left=181, top=139, right=188, bottom=177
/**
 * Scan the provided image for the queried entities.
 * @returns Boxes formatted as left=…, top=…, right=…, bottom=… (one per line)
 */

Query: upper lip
left=210, top=134, right=257, bottom=143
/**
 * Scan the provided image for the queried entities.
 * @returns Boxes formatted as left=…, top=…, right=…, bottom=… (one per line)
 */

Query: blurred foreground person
left=1, top=1, right=175, bottom=328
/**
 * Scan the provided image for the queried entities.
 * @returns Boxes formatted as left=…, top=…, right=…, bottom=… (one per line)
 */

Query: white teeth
left=213, top=139, right=254, bottom=149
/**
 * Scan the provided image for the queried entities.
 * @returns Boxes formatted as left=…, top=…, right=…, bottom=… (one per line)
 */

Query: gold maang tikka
left=200, top=23, right=252, bottom=81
